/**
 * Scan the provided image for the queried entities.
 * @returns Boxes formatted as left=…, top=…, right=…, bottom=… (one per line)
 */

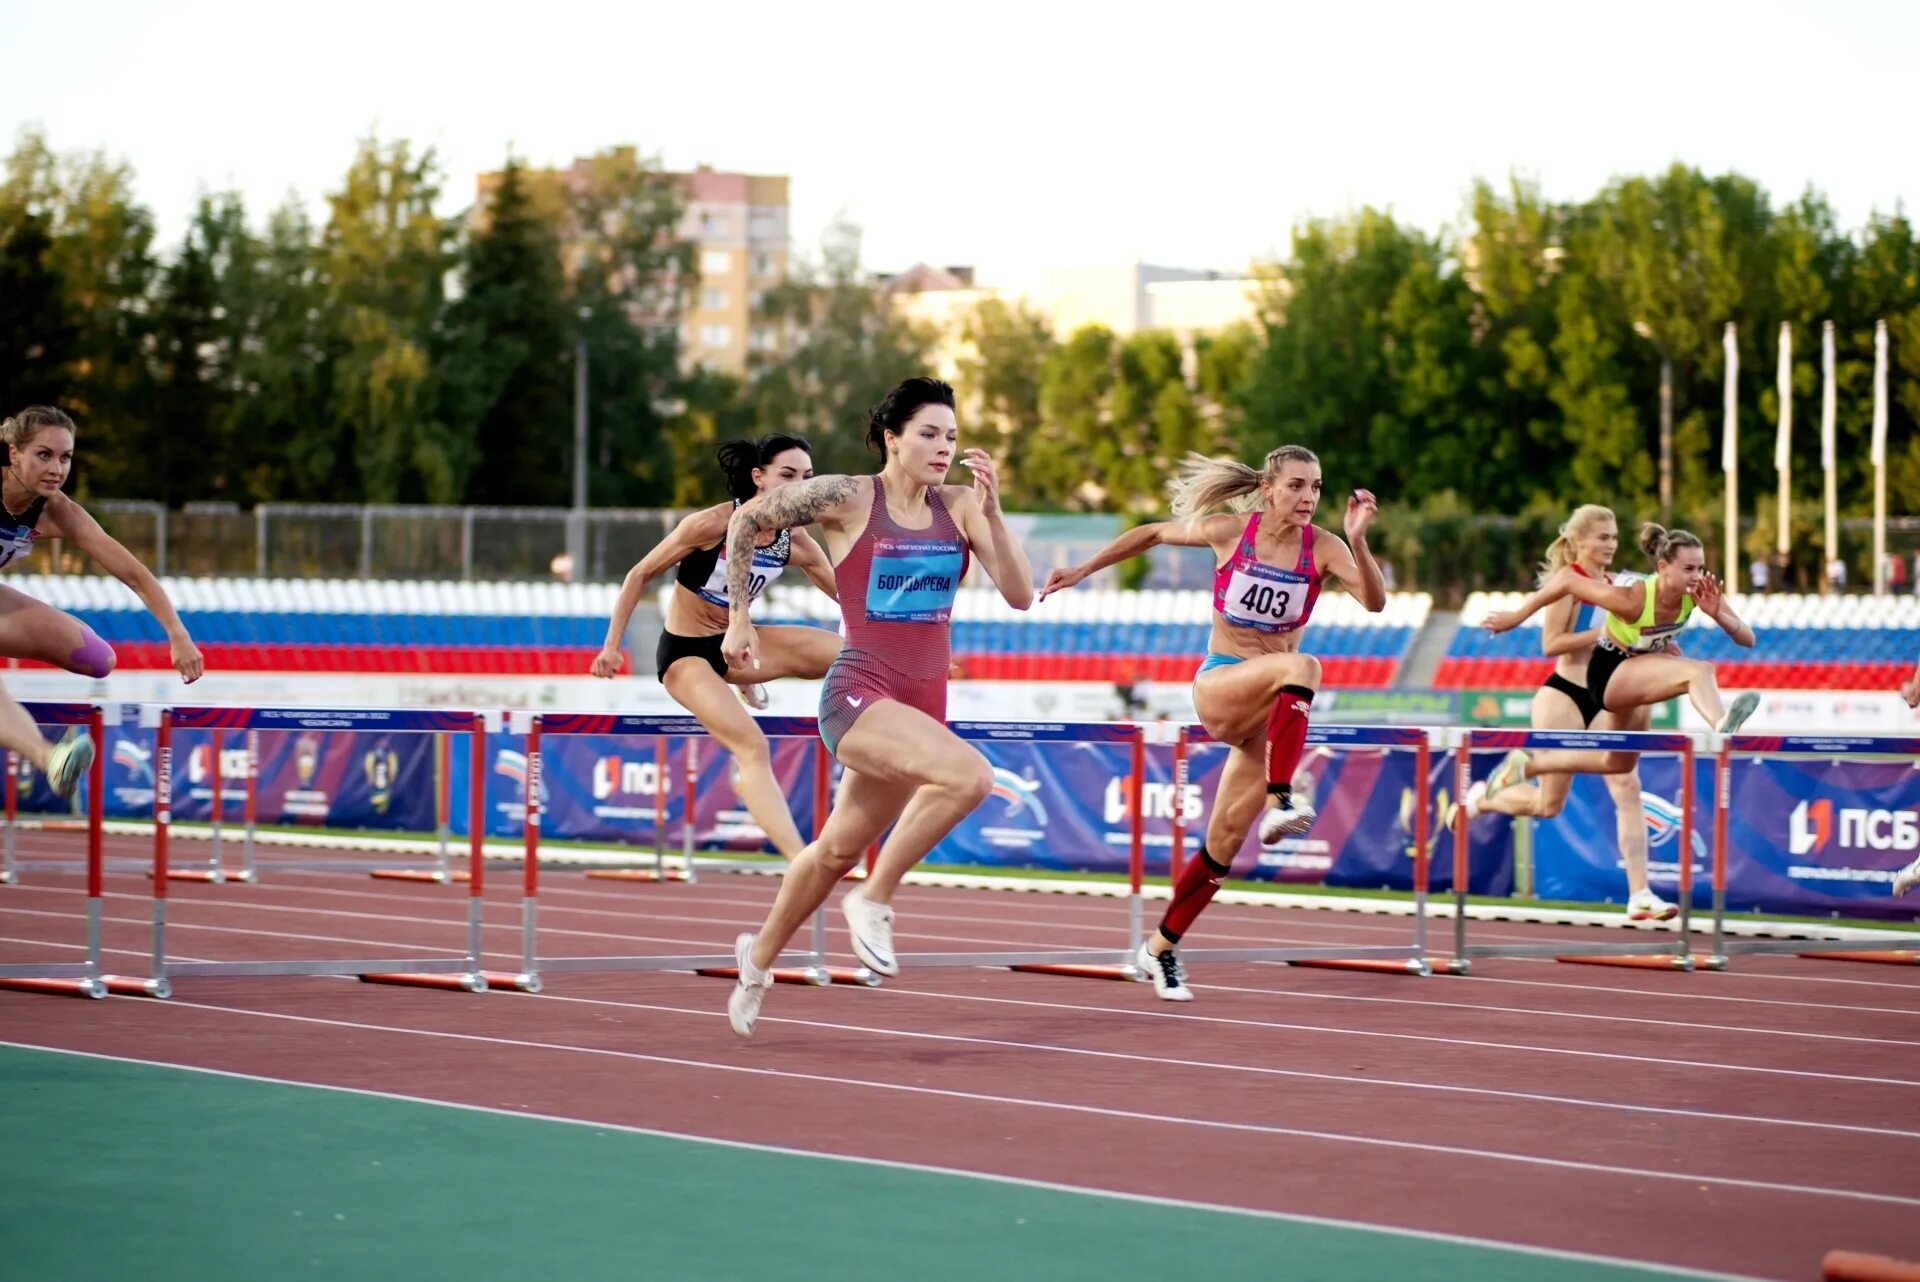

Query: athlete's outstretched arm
left=42, top=496, right=203, bottom=683
left=1038, top=513, right=1233, bottom=599
left=787, top=529, right=840, bottom=602
left=1690, top=572, right=1756, bottom=648
left=723, top=476, right=863, bottom=668
left=951, top=450, right=1032, bottom=610
left=1315, top=489, right=1387, bottom=612
left=1484, top=569, right=1644, bottom=634
left=591, top=505, right=730, bottom=678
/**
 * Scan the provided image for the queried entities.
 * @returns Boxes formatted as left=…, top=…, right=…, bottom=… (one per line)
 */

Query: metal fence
left=74, top=502, right=1920, bottom=602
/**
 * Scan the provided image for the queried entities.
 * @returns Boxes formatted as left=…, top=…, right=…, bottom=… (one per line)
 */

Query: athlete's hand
left=1901, top=668, right=1920, bottom=709
left=1039, top=566, right=1086, bottom=601
left=589, top=645, right=626, bottom=679
left=722, top=619, right=760, bottom=672
left=961, top=449, right=1001, bottom=518
left=171, top=634, right=204, bottom=684
left=1693, top=570, right=1724, bottom=618
left=1344, top=489, right=1380, bottom=542
left=1483, top=610, right=1522, bottom=635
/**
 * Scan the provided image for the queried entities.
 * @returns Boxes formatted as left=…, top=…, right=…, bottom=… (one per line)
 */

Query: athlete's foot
left=1715, top=691, right=1760, bottom=735
left=1257, top=794, right=1317, bottom=844
left=840, top=886, right=898, bottom=976
left=1485, top=749, right=1530, bottom=800
left=45, top=733, right=94, bottom=799
left=1137, top=941, right=1193, bottom=1002
left=737, top=683, right=770, bottom=711
left=1892, top=857, right=1920, bottom=898
left=726, top=933, right=773, bottom=1037
left=1626, top=890, right=1679, bottom=922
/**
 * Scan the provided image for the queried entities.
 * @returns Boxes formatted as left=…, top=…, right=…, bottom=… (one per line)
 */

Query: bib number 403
left=1239, top=584, right=1292, bottom=619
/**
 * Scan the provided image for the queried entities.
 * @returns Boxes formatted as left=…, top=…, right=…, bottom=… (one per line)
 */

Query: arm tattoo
left=725, top=476, right=858, bottom=617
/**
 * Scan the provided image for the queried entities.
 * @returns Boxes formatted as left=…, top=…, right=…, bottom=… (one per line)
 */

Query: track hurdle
left=1705, top=733, right=1920, bottom=968
left=1449, top=726, right=1715, bottom=973
left=507, top=712, right=856, bottom=989
left=138, top=705, right=508, bottom=998
left=370, top=732, right=461, bottom=883
left=0, top=702, right=151, bottom=998
left=1171, top=723, right=1445, bottom=977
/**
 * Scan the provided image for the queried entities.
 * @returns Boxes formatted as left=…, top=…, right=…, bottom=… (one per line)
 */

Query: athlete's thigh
left=1193, top=652, right=1318, bottom=744
left=1601, top=653, right=1696, bottom=713
left=833, top=698, right=981, bottom=791
left=662, top=659, right=767, bottom=757
left=0, top=583, right=90, bottom=663
left=736, top=625, right=841, bottom=683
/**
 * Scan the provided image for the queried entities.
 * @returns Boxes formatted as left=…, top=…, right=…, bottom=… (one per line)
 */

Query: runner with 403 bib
left=0, top=407, right=205, bottom=797
left=719, top=377, right=1035, bottom=1037
left=591, top=434, right=840, bottom=859
left=1041, top=446, right=1386, bottom=1002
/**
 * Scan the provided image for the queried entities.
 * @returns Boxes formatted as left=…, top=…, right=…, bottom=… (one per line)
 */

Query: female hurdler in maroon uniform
left=1042, top=446, right=1385, bottom=1001
left=718, top=378, right=1035, bottom=1036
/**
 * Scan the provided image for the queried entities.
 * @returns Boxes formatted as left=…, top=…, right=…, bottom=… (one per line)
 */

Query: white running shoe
left=1892, top=857, right=1920, bottom=898
left=1256, top=794, right=1318, bottom=845
left=1136, top=940, right=1193, bottom=1002
left=1716, top=691, right=1760, bottom=735
left=1626, top=890, right=1679, bottom=922
left=1485, top=749, right=1530, bottom=800
left=738, top=683, right=769, bottom=711
left=45, top=733, right=94, bottom=800
left=840, top=886, right=898, bottom=976
left=1462, top=780, right=1488, bottom=821
left=727, top=933, right=773, bottom=1038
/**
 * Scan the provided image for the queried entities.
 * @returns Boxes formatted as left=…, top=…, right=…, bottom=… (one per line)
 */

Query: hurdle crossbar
left=1168, top=723, right=1443, bottom=973
left=1706, top=734, right=1920, bottom=965
left=0, top=703, right=121, bottom=999
left=137, top=706, right=499, bottom=997
left=1451, top=727, right=1712, bottom=971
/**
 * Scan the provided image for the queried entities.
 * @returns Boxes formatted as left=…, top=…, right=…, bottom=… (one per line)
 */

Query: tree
left=319, top=136, right=462, bottom=503
left=956, top=296, right=1054, bottom=505
left=443, top=156, right=571, bottom=507
left=0, top=211, right=76, bottom=412
left=227, top=198, right=329, bottom=502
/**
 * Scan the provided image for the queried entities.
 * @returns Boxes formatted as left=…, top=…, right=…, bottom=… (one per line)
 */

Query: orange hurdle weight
left=1798, top=950, right=1919, bottom=966
left=696, top=965, right=834, bottom=987
left=1009, top=963, right=1145, bottom=982
left=1823, top=1249, right=1920, bottom=1282
left=585, top=868, right=693, bottom=884
left=369, top=868, right=470, bottom=883
left=1288, top=958, right=1435, bottom=977
left=0, top=977, right=106, bottom=999
left=1554, top=954, right=1696, bottom=971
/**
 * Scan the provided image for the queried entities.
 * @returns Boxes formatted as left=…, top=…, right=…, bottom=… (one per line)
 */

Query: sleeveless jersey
left=675, top=500, right=790, bottom=608
left=1603, top=572, right=1694, bottom=653
left=1212, top=510, right=1320, bottom=634
left=0, top=495, right=47, bottom=571
left=832, top=477, right=967, bottom=681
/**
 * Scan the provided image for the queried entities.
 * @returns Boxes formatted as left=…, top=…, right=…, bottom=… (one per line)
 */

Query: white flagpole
left=1874, top=319, right=1889, bottom=594
left=1822, top=320, right=1838, bottom=593
left=1776, top=322, right=1793, bottom=572
left=1723, top=322, right=1739, bottom=584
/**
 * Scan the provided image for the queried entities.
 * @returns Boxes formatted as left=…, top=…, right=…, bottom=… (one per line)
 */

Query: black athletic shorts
left=1543, top=671, right=1603, bottom=727
left=655, top=630, right=728, bottom=680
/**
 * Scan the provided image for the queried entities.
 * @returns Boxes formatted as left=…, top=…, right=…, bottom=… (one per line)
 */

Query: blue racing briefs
left=864, top=536, right=964, bottom=624
left=1196, top=652, right=1245, bottom=676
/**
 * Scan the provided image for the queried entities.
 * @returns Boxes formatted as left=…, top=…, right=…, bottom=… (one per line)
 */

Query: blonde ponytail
left=1538, top=503, right=1615, bottom=586
left=1167, top=444, right=1320, bottom=518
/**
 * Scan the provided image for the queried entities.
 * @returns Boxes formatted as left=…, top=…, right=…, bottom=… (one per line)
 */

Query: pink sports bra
left=1211, top=510, right=1320, bottom=634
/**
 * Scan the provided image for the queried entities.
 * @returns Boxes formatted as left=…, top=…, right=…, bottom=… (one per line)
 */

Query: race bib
left=694, top=544, right=785, bottom=607
left=866, top=537, right=964, bottom=623
left=1220, top=561, right=1310, bottom=633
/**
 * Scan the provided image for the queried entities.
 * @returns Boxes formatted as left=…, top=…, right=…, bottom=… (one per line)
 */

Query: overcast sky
left=5, top=0, right=1912, bottom=287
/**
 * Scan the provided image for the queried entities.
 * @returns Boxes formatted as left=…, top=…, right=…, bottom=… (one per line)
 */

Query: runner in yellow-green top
left=1482, top=521, right=1760, bottom=791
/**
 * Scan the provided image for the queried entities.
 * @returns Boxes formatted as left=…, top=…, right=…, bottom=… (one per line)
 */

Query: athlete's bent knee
left=68, top=627, right=115, bottom=679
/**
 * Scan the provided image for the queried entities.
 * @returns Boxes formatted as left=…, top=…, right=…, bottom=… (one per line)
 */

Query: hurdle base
left=696, top=965, right=831, bottom=987
left=0, top=870, right=15, bottom=885
left=370, top=869, right=468, bottom=884
left=1554, top=953, right=1696, bottom=972
left=101, top=974, right=170, bottom=998
left=1822, top=1248, right=1920, bottom=1282
left=358, top=971, right=487, bottom=993
left=151, top=869, right=227, bottom=884
left=1798, top=950, right=1919, bottom=967
left=0, top=976, right=106, bottom=999
left=1008, top=963, right=1145, bottom=982
left=479, top=970, right=541, bottom=993
left=586, top=869, right=692, bottom=884
left=1287, top=958, right=1434, bottom=977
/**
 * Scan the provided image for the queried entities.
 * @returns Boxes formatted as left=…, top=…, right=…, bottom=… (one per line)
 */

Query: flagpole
left=1874, top=319, right=1889, bottom=595
left=1776, top=322, right=1793, bottom=578
left=1822, top=320, right=1838, bottom=593
left=1723, top=322, right=1739, bottom=583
